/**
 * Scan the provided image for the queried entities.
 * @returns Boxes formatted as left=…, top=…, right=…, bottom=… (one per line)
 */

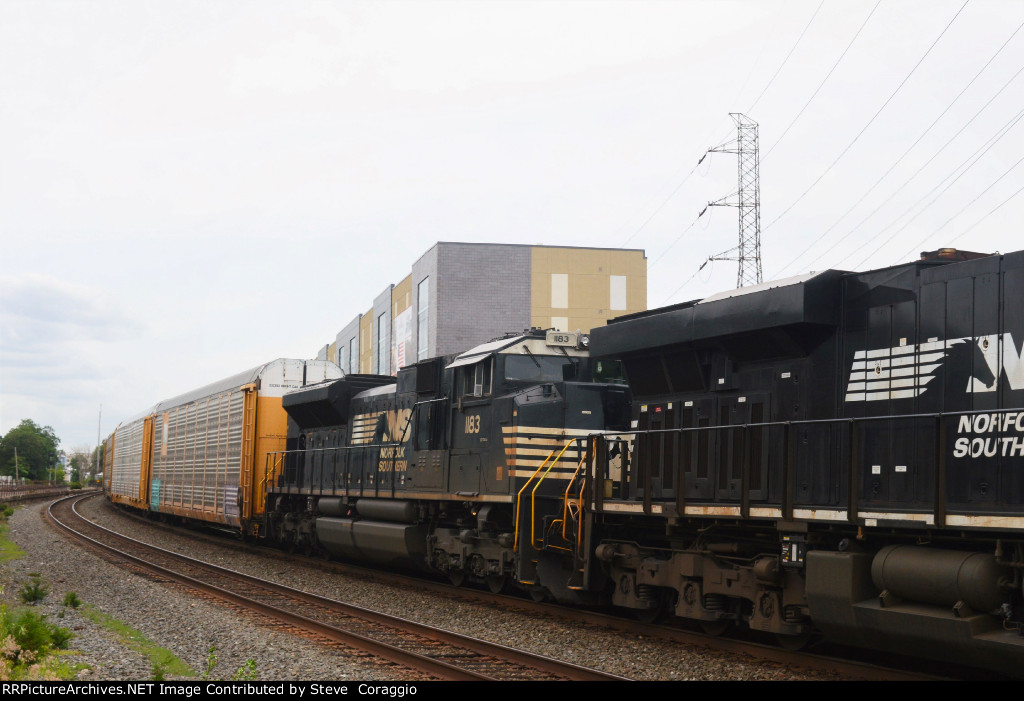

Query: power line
left=615, top=1, right=825, bottom=253
left=847, top=108, right=1024, bottom=268
left=761, top=0, right=882, bottom=162
left=805, top=65, right=1024, bottom=272
left=762, top=0, right=970, bottom=233
left=770, top=17, right=1024, bottom=277
left=745, top=0, right=826, bottom=114
left=891, top=153, right=1024, bottom=263
left=945, top=181, right=1024, bottom=249
left=662, top=258, right=715, bottom=306
left=620, top=162, right=702, bottom=247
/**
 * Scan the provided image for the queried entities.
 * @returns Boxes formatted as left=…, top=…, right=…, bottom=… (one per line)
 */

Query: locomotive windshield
left=504, top=354, right=576, bottom=382
left=593, top=359, right=626, bottom=385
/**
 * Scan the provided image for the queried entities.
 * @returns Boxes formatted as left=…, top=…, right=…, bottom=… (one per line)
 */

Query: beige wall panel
left=393, top=274, right=412, bottom=316
left=359, top=307, right=373, bottom=374
left=529, top=246, right=646, bottom=333
left=571, top=274, right=608, bottom=310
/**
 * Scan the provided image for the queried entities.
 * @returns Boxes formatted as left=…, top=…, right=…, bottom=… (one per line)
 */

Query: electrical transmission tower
left=706, top=113, right=762, bottom=287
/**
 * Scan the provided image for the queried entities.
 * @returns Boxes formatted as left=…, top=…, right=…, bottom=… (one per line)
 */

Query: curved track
left=76, top=494, right=958, bottom=680
left=47, top=493, right=628, bottom=681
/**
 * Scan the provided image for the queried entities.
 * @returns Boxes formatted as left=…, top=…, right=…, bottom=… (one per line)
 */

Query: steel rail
left=49, top=493, right=626, bottom=681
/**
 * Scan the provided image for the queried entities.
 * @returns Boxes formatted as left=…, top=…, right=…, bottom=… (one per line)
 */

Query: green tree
left=0, top=420, right=61, bottom=481
left=69, top=454, right=85, bottom=483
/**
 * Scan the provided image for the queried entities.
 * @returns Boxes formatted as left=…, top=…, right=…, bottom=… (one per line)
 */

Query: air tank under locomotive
left=264, top=329, right=631, bottom=600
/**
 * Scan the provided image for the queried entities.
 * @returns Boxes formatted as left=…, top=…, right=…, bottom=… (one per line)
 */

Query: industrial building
left=317, top=242, right=647, bottom=375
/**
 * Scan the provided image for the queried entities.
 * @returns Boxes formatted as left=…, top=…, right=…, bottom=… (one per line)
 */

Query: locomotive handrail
left=590, top=405, right=1024, bottom=529
left=558, top=438, right=591, bottom=546
left=544, top=450, right=589, bottom=554
left=529, top=441, right=574, bottom=550
left=265, top=442, right=404, bottom=496
left=513, top=446, right=557, bottom=553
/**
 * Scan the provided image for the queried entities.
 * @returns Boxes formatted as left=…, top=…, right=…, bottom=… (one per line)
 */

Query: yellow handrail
left=513, top=447, right=557, bottom=552
left=529, top=441, right=574, bottom=549
left=560, top=448, right=589, bottom=542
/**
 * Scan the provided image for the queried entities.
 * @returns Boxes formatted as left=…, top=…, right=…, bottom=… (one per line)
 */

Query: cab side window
left=462, top=358, right=493, bottom=398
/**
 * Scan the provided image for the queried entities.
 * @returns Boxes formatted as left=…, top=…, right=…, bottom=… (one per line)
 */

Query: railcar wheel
left=633, top=606, right=664, bottom=624
left=448, top=570, right=466, bottom=587
left=529, top=587, right=549, bottom=602
left=699, top=620, right=732, bottom=636
left=486, top=575, right=507, bottom=594
left=775, top=632, right=812, bottom=651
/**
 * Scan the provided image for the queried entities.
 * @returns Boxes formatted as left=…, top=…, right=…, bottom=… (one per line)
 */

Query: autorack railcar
left=105, top=359, right=342, bottom=533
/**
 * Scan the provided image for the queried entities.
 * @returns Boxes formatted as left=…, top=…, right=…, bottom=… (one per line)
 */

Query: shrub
left=61, top=592, right=81, bottom=610
left=0, top=605, right=72, bottom=663
left=233, top=659, right=257, bottom=681
left=19, top=576, right=48, bottom=605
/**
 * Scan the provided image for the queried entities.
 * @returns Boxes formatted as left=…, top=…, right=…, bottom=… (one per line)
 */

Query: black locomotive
left=584, top=247, right=1024, bottom=674
left=265, top=328, right=631, bottom=599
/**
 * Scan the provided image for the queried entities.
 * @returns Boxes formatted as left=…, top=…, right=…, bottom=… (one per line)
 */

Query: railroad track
left=78, top=494, right=956, bottom=681
left=47, top=493, right=627, bottom=682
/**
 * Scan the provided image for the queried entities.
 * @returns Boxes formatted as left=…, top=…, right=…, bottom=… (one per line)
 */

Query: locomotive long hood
left=591, top=269, right=844, bottom=358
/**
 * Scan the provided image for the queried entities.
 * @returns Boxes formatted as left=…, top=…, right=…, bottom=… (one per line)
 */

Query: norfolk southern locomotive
left=583, top=247, right=1024, bottom=674
left=265, top=328, right=631, bottom=599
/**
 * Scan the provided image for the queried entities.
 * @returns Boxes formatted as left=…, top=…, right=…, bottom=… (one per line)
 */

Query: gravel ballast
left=1, top=496, right=841, bottom=681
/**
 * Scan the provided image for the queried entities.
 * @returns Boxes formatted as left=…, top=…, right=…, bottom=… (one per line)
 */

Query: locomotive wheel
left=448, top=570, right=466, bottom=587
left=776, top=632, right=812, bottom=651
left=633, top=604, right=665, bottom=624
left=699, top=620, right=732, bottom=636
left=528, top=587, right=549, bottom=602
left=486, top=575, right=507, bottom=594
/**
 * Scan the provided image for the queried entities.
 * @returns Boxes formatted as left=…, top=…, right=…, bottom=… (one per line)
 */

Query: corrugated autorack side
left=104, top=359, right=342, bottom=533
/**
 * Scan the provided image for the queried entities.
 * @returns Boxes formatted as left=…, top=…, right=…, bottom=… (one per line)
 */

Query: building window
left=417, top=277, right=429, bottom=361
left=350, top=340, right=358, bottom=376
left=338, top=346, right=346, bottom=373
left=610, top=275, right=627, bottom=310
left=551, top=273, right=568, bottom=308
left=377, top=313, right=389, bottom=375
left=552, top=316, right=569, bottom=332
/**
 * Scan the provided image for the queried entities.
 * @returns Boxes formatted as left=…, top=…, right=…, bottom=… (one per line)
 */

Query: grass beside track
left=0, top=520, right=26, bottom=563
left=79, top=604, right=195, bottom=679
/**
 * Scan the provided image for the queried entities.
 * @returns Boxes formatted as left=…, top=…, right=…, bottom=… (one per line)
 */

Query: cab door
left=449, top=358, right=493, bottom=495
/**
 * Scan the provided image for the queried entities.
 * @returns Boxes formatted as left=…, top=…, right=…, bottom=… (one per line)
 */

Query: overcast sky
left=2, top=0, right=1022, bottom=450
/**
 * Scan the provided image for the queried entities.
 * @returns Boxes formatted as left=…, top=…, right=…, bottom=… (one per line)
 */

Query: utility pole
left=95, top=404, right=102, bottom=481
left=705, top=113, right=763, bottom=287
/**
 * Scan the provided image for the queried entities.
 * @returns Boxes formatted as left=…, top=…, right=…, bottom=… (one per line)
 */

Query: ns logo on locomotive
left=104, top=249, right=1024, bottom=676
